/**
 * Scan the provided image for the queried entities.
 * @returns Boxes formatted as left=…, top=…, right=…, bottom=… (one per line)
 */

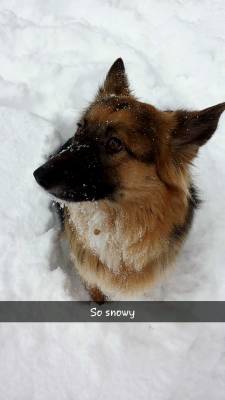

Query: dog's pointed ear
left=98, top=58, right=130, bottom=97
left=172, top=102, right=225, bottom=149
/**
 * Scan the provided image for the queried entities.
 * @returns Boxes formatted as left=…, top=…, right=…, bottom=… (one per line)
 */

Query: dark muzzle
left=33, top=138, right=114, bottom=202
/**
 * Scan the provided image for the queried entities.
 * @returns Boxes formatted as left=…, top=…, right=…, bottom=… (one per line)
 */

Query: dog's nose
left=33, top=166, right=51, bottom=189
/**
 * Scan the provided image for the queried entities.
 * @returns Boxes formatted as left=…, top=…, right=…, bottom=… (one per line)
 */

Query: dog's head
left=33, top=58, right=225, bottom=203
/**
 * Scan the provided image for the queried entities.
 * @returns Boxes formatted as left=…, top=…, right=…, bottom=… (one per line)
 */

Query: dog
left=33, top=58, right=225, bottom=302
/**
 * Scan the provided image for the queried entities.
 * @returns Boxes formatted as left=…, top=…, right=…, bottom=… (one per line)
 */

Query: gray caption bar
left=0, top=301, right=225, bottom=322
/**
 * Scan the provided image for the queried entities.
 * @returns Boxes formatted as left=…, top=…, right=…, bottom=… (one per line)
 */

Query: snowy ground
left=0, top=0, right=225, bottom=398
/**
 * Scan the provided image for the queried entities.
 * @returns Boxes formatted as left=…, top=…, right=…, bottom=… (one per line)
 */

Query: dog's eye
left=106, top=137, right=124, bottom=154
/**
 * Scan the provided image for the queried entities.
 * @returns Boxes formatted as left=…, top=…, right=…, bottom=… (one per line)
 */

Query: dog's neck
left=66, top=183, right=189, bottom=273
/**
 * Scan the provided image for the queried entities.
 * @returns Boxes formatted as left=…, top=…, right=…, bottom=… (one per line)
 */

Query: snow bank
left=0, top=0, right=225, bottom=398
left=0, top=107, right=68, bottom=299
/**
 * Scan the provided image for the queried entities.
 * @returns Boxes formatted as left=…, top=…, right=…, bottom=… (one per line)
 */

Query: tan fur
left=88, top=286, right=105, bottom=303
left=64, top=204, right=183, bottom=298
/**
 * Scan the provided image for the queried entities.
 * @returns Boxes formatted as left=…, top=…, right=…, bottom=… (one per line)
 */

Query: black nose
left=33, top=166, right=51, bottom=189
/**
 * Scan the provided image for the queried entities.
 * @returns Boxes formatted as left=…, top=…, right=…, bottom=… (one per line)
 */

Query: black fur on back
left=172, top=183, right=201, bottom=242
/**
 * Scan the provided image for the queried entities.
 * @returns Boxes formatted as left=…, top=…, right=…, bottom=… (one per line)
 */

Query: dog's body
left=63, top=187, right=199, bottom=299
left=34, top=58, right=225, bottom=301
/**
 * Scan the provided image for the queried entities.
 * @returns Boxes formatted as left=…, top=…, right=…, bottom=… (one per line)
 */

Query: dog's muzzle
left=33, top=139, right=114, bottom=202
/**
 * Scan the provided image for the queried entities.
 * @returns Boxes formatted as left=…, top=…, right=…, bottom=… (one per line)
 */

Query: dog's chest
left=67, top=202, right=146, bottom=272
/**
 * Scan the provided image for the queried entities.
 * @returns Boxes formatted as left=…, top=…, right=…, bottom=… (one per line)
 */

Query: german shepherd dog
left=34, top=58, right=225, bottom=302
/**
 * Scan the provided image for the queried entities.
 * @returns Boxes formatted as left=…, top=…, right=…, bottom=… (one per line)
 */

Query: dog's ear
left=172, top=103, right=225, bottom=152
left=98, top=58, right=130, bottom=97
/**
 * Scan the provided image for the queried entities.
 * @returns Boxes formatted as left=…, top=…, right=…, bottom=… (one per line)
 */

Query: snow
left=0, top=0, right=225, bottom=398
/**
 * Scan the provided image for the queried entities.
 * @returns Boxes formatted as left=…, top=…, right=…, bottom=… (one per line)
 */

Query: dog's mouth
left=33, top=139, right=114, bottom=202
left=41, top=184, right=81, bottom=202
